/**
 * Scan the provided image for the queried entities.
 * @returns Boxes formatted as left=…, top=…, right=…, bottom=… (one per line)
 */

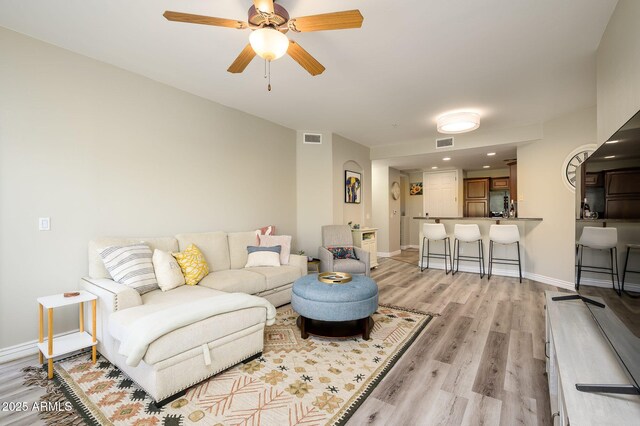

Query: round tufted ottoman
left=291, top=274, right=379, bottom=340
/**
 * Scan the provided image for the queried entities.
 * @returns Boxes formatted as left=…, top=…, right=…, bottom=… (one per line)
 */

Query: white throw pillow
left=99, top=243, right=159, bottom=294
left=245, top=246, right=281, bottom=268
left=152, top=249, right=185, bottom=291
left=259, top=234, right=292, bottom=265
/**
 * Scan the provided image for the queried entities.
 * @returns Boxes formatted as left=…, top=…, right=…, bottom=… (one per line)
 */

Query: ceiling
left=382, top=143, right=518, bottom=174
left=0, top=0, right=617, bottom=147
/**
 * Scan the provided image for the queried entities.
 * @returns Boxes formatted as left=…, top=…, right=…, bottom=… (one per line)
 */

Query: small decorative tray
left=318, top=272, right=352, bottom=284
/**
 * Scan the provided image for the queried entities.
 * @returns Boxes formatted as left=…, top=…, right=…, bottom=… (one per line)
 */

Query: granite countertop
left=412, top=216, right=543, bottom=221
left=576, top=218, right=640, bottom=224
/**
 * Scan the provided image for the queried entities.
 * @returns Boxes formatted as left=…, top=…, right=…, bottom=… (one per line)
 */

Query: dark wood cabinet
left=490, top=177, right=510, bottom=191
left=605, top=169, right=640, bottom=218
left=464, top=178, right=489, bottom=217
left=585, top=172, right=604, bottom=187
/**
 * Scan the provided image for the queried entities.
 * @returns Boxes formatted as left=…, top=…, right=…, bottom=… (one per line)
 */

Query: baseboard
left=378, top=250, right=402, bottom=258
left=523, top=273, right=576, bottom=292
left=400, top=245, right=419, bottom=250
left=0, top=329, right=79, bottom=364
left=418, top=259, right=522, bottom=278
left=577, top=276, right=640, bottom=293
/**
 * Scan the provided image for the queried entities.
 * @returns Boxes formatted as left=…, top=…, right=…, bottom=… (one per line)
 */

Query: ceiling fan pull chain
left=268, top=59, right=272, bottom=91
left=264, top=58, right=267, bottom=78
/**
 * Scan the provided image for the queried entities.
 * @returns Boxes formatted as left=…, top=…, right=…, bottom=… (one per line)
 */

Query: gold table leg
left=38, top=304, right=43, bottom=364
left=92, top=299, right=97, bottom=363
left=47, top=308, right=53, bottom=379
left=79, top=302, right=84, bottom=333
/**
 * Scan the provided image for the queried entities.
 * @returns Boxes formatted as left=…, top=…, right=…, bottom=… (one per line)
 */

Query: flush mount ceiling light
left=431, top=166, right=438, bottom=169
left=437, top=112, right=481, bottom=134
left=443, top=157, right=451, bottom=161
left=483, top=165, right=490, bottom=168
left=487, top=152, right=496, bottom=156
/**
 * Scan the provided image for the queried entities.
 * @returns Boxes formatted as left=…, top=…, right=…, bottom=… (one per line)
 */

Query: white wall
left=596, top=0, right=640, bottom=143
left=518, top=107, right=597, bottom=285
left=0, top=28, right=297, bottom=349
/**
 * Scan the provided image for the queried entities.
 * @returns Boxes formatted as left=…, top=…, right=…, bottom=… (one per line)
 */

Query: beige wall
left=332, top=134, right=372, bottom=228
left=465, top=168, right=510, bottom=179
left=518, top=107, right=597, bottom=285
left=388, top=168, right=402, bottom=254
left=0, top=28, right=297, bottom=348
left=371, top=162, right=390, bottom=253
left=405, top=172, right=424, bottom=247
left=296, top=131, right=333, bottom=258
left=597, top=0, right=640, bottom=143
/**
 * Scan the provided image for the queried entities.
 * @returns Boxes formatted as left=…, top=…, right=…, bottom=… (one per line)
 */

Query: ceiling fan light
left=250, top=27, right=289, bottom=61
left=437, top=112, right=480, bottom=134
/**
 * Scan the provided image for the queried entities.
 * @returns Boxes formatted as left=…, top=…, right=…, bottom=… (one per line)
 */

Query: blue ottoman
left=291, top=274, right=379, bottom=340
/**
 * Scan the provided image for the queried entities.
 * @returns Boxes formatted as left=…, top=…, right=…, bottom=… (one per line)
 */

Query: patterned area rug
left=25, top=305, right=432, bottom=426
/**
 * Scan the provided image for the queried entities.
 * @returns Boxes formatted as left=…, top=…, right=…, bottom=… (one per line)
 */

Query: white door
left=423, top=171, right=458, bottom=217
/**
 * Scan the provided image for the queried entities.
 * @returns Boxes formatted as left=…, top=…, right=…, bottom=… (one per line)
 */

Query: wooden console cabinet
left=545, top=291, right=640, bottom=425
left=351, top=228, right=378, bottom=268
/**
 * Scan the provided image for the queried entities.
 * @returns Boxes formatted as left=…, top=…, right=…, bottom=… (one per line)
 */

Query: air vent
left=303, top=133, right=322, bottom=144
left=436, top=137, right=454, bottom=148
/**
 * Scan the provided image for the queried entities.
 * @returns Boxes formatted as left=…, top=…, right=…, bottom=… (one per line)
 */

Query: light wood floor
left=2, top=250, right=638, bottom=426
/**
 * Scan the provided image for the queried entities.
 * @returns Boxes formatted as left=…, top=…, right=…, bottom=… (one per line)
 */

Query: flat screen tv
left=580, top=110, right=640, bottom=219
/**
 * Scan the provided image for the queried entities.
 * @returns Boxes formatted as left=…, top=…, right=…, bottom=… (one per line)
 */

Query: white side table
left=37, top=290, right=98, bottom=379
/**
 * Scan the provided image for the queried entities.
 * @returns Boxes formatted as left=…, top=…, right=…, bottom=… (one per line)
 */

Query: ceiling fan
left=163, top=0, right=363, bottom=89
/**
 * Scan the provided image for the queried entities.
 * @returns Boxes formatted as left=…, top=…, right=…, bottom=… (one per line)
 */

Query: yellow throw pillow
left=172, top=244, right=209, bottom=285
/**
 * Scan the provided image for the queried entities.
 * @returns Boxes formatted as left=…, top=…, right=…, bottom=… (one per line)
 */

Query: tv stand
left=545, top=291, right=640, bottom=424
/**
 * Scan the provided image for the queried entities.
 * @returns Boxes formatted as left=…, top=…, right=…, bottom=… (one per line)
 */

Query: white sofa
left=80, top=230, right=307, bottom=404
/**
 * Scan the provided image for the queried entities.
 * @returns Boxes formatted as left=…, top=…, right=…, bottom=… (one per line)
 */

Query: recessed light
left=483, top=165, right=490, bottom=169
left=431, top=166, right=438, bottom=169
left=605, top=140, right=619, bottom=144
left=443, top=157, right=451, bottom=161
left=604, top=155, right=616, bottom=159
left=487, top=152, right=496, bottom=156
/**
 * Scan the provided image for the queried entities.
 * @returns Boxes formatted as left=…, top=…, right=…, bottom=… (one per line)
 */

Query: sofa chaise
left=80, top=230, right=307, bottom=404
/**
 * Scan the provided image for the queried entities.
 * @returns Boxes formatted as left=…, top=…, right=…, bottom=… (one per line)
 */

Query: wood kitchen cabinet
left=490, top=177, right=510, bottom=191
left=605, top=168, right=640, bottom=218
left=585, top=172, right=604, bottom=187
left=464, top=178, right=489, bottom=217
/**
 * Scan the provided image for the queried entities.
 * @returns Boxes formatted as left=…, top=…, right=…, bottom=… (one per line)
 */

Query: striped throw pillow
left=99, top=243, right=159, bottom=294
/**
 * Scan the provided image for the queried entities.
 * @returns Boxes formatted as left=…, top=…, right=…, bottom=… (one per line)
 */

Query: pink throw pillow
left=259, top=234, right=291, bottom=265
left=255, top=225, right=276, bottom=244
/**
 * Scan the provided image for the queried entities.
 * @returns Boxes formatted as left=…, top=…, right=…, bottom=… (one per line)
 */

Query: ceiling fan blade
left=253, top=0, right=274, bottom=14
left=163, top=11, right=248, bottom=29
left=287, top=41, right=325, bottom=76
left=289, top=10, right=363, bottom=32
left=227, top=44, right=257, bottom=73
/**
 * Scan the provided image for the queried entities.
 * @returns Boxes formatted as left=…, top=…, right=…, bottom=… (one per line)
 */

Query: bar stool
left=420, top=223, right=453, bottom=274
left=576, top=226, right=620, bottom=295
left=453, top=224, right=485, bottom=278
left=622, top=244, right=640, bottom=297
left=488, top=225, right=522, bottom=283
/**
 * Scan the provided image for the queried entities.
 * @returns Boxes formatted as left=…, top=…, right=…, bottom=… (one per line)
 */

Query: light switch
left=39, top=217, right=50, bottom=231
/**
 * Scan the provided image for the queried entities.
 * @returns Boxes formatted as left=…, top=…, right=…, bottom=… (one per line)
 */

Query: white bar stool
left=622, top=243, right=640, bottom=297
left=453, top=224, right=485, bottom=278
left=576, top=226, right=620, bottom=295
left=420, top=223, right=452, bottom=274
left=488, top=225, right=522, bottom=283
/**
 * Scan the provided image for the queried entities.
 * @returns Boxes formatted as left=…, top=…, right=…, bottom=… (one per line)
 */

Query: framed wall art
left=345, top=170, right=361, bottom=204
